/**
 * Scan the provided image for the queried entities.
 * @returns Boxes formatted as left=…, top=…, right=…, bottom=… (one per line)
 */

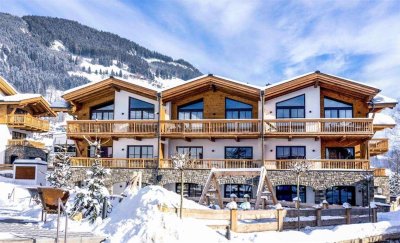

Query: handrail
left=373, top=168, right=387, bottom=177
left=67, top=120, right=158, bottom=135
left=8, top=139, right=45, bottom=149
left=0, top=115, right=49, bottom=132
left=264, top=159, right=370, bottom=170
left=160, top=159, right=262, bottom=169
left=70, top=157, right=158, bottom=169
left=56, top=198, right=68, bottom=243
left=369, top=138, right=389, bottom=153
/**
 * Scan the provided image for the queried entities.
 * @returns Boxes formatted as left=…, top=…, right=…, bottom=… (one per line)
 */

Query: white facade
left=114, top=90, right=159, bottom=120
left=264, top=86, right=320, bottom=119
left=113, top=138, right=158, bottom=158
left=264, top=138, right=321, bottom=160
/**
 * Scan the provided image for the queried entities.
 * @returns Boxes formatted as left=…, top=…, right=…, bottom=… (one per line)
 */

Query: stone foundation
left=5, top=146, right=47, bottom=164
left=374, top=176, right=390, bottom=203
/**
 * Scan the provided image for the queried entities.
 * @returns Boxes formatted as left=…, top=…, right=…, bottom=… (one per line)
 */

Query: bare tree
left=291, top=160, right=311, bottom=231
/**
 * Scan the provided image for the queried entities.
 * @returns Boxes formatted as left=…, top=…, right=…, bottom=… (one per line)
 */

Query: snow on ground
left=49, top=40, right=66, bottom=52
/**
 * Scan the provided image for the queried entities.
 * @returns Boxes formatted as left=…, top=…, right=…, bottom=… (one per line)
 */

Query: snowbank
left=96, top=186, right=225, bottom=243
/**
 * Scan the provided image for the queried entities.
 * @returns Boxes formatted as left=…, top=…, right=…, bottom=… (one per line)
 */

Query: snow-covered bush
left=47, top=146, right=72, bottom=189
left=390, top=172, right=400, bottom=196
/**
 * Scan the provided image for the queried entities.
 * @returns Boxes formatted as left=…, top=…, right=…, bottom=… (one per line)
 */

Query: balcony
left=264, top=118, right=373, bottom=138
left=70, top=158, right=369, bottom=170
left=70, top=157, right=158, bottom=168
left=373, top=168, right=387, bottom=177
left=8, top=139, right=45, bottom=149
left=0, top=115, right=50, bottom=132
left=369, top=138, right=389, bottom=156
left=160, top=119, right=261, bottom=139
left=67, top=120, right=158, bottom=138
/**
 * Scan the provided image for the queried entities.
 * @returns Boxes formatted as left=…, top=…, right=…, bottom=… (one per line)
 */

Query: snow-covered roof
left=63, top=76, right=161, bottom=95
left=0, top=75, right=18, bottom=95
left=50, top=99, right=70, bottom=108
left=369, top=113, right=396, bottom=125
left=0, top=93, right=41, bottom=102
left=372, top=94, right=398, bottom=105
left=13, top=159, right=47, bottom=165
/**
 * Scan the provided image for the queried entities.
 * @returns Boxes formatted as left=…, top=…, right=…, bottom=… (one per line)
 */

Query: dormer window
left=225, top=98, right=252, bottom=119
left=178, top=99, right=203, bottom=120
left=276, top=94, right=305, bottom=118
left=324, top=97, right=353, bottom=118
left=90, top=102, right=114, bottom=120
left=129, top=98, right=155, bottom=120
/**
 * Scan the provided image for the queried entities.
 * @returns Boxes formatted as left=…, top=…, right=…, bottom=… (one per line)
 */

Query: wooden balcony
left=70, top=157, right=158, bottom=169
left=70, top=157, right=369, bottom=171
left=373, top=168, right=387, bottom=177
left=8, top=139, right=45, bottom=149
left=0, top=115, right=50, bottom=132
left=160, top=119, right=261, bottom=139
left=264, top=159, right=370, bottom=170
left=264, top=118, right=373, bottom=138
left=67, top=120, right=158, bottom=138
left=369, top=138, right=389, bottom=156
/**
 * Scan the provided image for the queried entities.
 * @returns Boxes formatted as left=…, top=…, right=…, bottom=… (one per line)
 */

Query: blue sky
left=1, top=0, right=400, bottom=96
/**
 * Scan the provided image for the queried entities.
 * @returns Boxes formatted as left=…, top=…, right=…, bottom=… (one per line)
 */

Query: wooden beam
left=209, top=137, right=215, bottom=142
left=184, top=137, right=191, bottom=142
left=235, top=137, right=240, bottom=142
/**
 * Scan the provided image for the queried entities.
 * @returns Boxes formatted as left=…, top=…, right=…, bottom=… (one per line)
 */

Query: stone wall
left=374, top=176, right=390, bottom=203
left=5, top=146, right=47, bottom=164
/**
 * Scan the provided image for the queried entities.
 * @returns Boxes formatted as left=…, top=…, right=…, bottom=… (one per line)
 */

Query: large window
left=326, top=186, right=355, bottom=205
left=89, top=146, right=112, bottom=158
left=225, top=147, right=253, bottom=159
left=127, top=145, right=153, bottom=158
left=224, top=184, right=252, bottom=198
left=276, top=185, right=306, bottom=202
left=225, top=98, right=252, bottom=119
left=276, top=94, right=305, bottom=118
left=178, top=100, right=204, bottom=120
left=276, top=146, right=306, bottom=159
left=176, top=183, right=203, bottom=197
left=12, top=131, right=27, bottom=139
left=324, top=97, right=353, bottom=118
left=177, top=146, right=203, bottom=159
left=90, top=102, right=114, bottom=120
left=129, top=98, right=155, bottom=119
left=326, top=147, right=355, bottom=159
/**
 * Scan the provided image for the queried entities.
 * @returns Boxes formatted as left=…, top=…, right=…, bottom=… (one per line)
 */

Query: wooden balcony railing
left=8, top=139, right=45, bottom=149
left=67, top=120, right=158, bottom=137
left=264, top=118, right=373, bottom=136
left=160, top=119, right=261, bottom=137
left=369, top=138, right=389, bottom=156
left=70, top=157, right=158, bottom=169
left=0, top=115, right=50, bottom=132
left=373, top=168, right=387, bottom=177
left=160, top=159, right=262, bottom=169
left=264, top=159, right=370, bottom=170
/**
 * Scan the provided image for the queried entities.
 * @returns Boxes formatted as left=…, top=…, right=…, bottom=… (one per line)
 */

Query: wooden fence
left=160, top=206, right=377, bottom=233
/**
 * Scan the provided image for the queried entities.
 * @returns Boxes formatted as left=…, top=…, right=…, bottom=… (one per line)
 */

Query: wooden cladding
left=8, top=139, right=45, bottom=149
left=369, top=138, right=389, bottom=156
left=373, top=168, right=387, bottom=177
left=67, top=118, right=373, bottom=138
left=15, top=166, right=36, bottom=179
left=70, top=157, right=369, bottom=170
left=0, top=115, right=50, bottom=132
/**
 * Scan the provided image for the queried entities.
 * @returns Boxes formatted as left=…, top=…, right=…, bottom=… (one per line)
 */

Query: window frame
left=225, top=98, right=253, bottom=119
left=325, top=147, right=355, bottom=160
left=128, top=97, right=155, bottom=120
left=88, top=146, right=113, bottom=158
left=276, top=185, right=306, bottom=202
left=323, top=97, right=354, bottom=118
left=224, top=184, right=252, bottom=198
left=177, top=99, right=204, bottom=120
left=276, top=146, right=306, bottom=160
left=176, top=146, right=203, bottom=159
left=276, top=94, right=305, bottom=119
left=176, top=183, right=203, bottom=197
left=90, top=101, right=115, bottom=120
left=127, top=145, right=154, bottom=158
left=326, top=186, right=355, bottom=205
left=224, top=146, right=253, bottom=159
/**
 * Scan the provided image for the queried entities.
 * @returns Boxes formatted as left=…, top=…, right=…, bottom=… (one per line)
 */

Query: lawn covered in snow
left=0, top=180, right=399, bottom=243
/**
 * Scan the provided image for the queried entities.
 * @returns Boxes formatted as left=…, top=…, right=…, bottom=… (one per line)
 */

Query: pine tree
left=47, top=146, right=72, bottom=189
left=71, top=138, right=111, bottom=224
left=118, top=70, right=122, bottom=77
left=88, top=66, right=92, bottom=74
left=390, top=172, right=400, bottom=196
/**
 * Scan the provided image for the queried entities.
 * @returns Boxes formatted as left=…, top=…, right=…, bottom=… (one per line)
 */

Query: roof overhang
left=0, top=96, right=56, bottom=117
left=265, top=72, right=380, bottom=101
left=162, top=75, right=261, bottom=103
left=0, top=76, right=18, bottom=96
left=62, top=77, right=159, bottom=104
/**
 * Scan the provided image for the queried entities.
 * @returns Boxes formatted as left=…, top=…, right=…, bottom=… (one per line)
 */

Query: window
left=276, top=185, right=306, bottom=202
left=225, top=147, right=253, bottom=159
left=177, top=147, right=203, bottom=159
left=12, top=131, right=27, bottom=139
left=127, top=145, right=153, bottom=158
left=326, top=147, right=355, bottom=159
left=276, top=146, right=306, bottom=159
left=54, top=145, right=76, bottom=153
left=90, top=102, right=114, bottom=120
left=326, top=186, right=355, bottom=205
left=324, top=97, right=353, bottom=118
left=176, top=183, right=203, bottom=197
left=225, top=98, right=252, bottom=119
left=89, top=146, right=112, bottom=158
left=276, top=94, right=305, bottom=118
left=178, top=100, right=203, bottom=120
left=129, top=98, right=155, bottom=120
left=224, top=184, right=252, bottom=198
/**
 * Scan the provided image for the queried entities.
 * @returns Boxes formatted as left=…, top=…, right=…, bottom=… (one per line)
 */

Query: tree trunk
left=180, top=169, right=184, bottom=219
left=297, top=173, right=300, bottom=231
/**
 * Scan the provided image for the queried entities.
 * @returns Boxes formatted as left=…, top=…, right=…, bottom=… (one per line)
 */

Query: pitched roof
left=0, top=75, right=18, bottom=95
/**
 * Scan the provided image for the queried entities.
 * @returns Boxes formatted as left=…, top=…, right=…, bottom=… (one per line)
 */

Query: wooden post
left=316, top=208, right=322, bottom=227
left=345, top=208, right=351, bottom=224
left=322, top=201, right=329, bottom=209
left=277, top=208, right=284, bottom=232
left=230, top=209, right=238, bottom=232
left=372, top=208, right=378, bottom=223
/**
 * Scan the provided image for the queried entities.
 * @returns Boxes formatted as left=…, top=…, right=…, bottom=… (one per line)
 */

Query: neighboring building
left=0, top=76, right=56, bottom=164
left=62, top=72, right=397, bottom=204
